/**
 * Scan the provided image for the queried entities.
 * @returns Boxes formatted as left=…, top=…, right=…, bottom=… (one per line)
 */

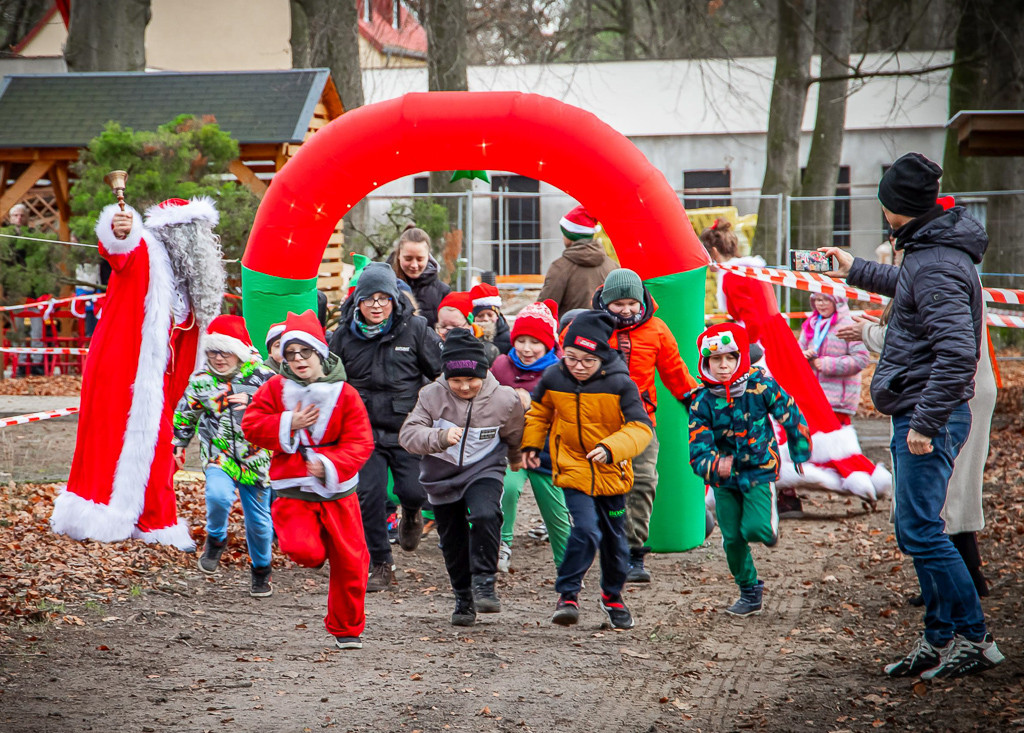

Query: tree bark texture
left=289, top=0, right=310, bottom=69
left=64, top=0, right=150, bottom=72
left=296, top=0, right=364, bottom=111
left=751, top=0, right=814, bottom=261
left=795, top=0, right=854, bottom=250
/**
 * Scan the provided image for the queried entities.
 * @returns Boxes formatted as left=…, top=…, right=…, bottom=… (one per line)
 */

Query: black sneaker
left=600, top=593, right=635, bottom=630
left=366, top=562, right=396, bottom=592
left=884, top=634, right=941, bottom=677
left=777, top=490, right=804, bottom=520
left=198, top=537, right=226, bottom=574
left=471, top=574, right=501, bottom=613
left=398, top=506, right=423, bottom=552
left=334, top=636, right=362, bottom=650
left=552, top=595, right=579, bottom=626
left=250, top=566, right=273, bottom=597
left=920, top=634, right=1005, bottom=680
left=451, top=591, right=476, bottom=627
left=725, top=580, right=764, bottom=617
left=625, top=550, right=651, bottom=583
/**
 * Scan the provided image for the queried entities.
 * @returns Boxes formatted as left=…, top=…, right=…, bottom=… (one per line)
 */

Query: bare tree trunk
left=618, top=0, right=635, bottom=60
left=795, top=0, right=854, bottom=250
left=289, top=0, right=310, bottom=69
left=65, top=0, right=150, bottom=72
left=649, top=0, right=696, bottom=58
left=296, top=0, right=363, bottom=111
left=423, top=0, right=471, bottom=258
left=750, top=0, right=814, bottom=262
left=942, top=0, right=1024, bottom=346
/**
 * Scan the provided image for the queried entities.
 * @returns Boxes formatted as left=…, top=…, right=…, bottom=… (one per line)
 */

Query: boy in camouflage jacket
left=172, top=316, right=276, bottom=596
left=688, top=323, right=811, bottom=617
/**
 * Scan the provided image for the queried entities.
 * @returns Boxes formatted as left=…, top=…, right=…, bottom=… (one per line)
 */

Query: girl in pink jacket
left=799, top=294, right=870, bottom=423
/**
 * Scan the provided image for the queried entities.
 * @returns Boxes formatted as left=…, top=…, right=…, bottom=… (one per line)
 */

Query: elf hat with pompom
left=470, top=282, right=503, bottom=316
left=280, top=309, right=329, bottom=361
left=696, top=322, right=751, bottom=398
left=438, top=291, right=475, bottom=323
left=559, top=205, right=598, bottom=241
left=203, top=314, right=256, bottom=362
left=511, top=300, right=559, bottom=352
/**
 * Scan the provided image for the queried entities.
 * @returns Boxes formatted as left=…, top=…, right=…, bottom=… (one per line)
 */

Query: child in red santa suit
left=242, top=310, right=375, bottom=650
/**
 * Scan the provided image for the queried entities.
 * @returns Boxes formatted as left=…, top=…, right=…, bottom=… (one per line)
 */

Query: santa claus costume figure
left=700, top=219, right=891, bottom=506
left=51, top=197, right=226, bottom=550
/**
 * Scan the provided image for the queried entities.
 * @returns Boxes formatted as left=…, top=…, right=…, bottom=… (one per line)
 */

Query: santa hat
left=696, top=323, right=751, bottom=399
left=202, top=315, right=255, bottom=362
left=265, top=321, right=286, bottom=350
left=511, top=300, right=559, bottom=351
left=280, top=310, right=329, bottom=361
left=144, top=196, right=219, bottom=230
left=438, top=291, right=475, bottom=323
left=559, top=205, right=597, bottom=241
left=470, top=282, right=503, bottom=316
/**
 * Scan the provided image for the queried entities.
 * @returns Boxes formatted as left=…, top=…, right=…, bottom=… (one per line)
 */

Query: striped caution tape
left=0, top=347, right=89, bottom=355
left=983, top=286, right=1024, bottom=306
left=0, top=406, right=80, bottom=428
left=0, top=293, right=105, bottom=313
left=987, top=313, right=1024, bottom=329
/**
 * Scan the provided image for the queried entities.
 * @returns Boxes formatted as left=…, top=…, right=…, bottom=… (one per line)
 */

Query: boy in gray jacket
left=400, top=328, right=525, bottom=626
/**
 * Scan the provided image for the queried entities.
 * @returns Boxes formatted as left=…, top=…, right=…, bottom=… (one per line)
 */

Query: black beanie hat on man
left=564, top=310, right=617, bottom=363
left=442, top=328, right=489, bottom=379
left=878, top=152, right=943, bottom=218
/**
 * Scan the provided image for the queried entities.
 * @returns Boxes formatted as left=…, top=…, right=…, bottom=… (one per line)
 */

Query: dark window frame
left=491, top=174, right=541, bottom=276
left=683, top=169, right=732, bottom=210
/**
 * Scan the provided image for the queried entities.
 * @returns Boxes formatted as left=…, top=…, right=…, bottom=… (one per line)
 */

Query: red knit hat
left=203, top=315, right=255, bottom=361
left=559, top=205, right=598, bottom=241
left=438, top=291, right=475, bottom=323
left=511, top=300, right=559, bottom=351
left=470, top=282, right=502, bottom=315
left=280, top=310, right=329, bottom=361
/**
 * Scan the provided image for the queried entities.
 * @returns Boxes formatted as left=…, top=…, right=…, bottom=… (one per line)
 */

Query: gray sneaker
left=366, top=562, right=396, bottom=592
left=884, top=634, right=941, bottom=677
left=920, top=634, right=1005, bottom=680
left=198, top=537, right=226, bottom=574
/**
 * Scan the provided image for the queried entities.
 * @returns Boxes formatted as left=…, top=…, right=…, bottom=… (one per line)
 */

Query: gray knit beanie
left=601, top=268, right=644, bottom=305
left=353, top=262, right=401, bottom=304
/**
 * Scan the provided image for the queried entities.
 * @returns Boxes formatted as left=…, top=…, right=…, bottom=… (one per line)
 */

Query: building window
left=413, top=176, right=429, bottom=195
left=683, top=169, right=731, bottom=210
left=491, top=175, right=540, bottom=276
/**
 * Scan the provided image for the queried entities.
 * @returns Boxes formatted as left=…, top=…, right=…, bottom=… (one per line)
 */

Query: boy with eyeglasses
left=172, top=316, right=276, bottom=595
left=522, top=311, right=653, bottom=629
left=243, top=310, right=375, bottom=650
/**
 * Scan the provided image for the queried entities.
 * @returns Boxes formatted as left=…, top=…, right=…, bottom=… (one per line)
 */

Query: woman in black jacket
left=329, top=262, right=443, bottom=591
left=388, top=227, right=450, bottom=328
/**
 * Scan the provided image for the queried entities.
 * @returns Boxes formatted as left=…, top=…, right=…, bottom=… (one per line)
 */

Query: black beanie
left=442, top=328, right=489, bottom=379
left=563, top=310, right=617, bottom=362
left=878, top=153, right=943, bottom=217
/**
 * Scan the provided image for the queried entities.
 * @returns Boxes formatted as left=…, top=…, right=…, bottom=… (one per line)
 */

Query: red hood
left=697, top=322, right=751, bottom=393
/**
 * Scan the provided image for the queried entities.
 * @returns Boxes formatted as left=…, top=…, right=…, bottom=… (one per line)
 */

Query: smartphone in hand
left=790, top=249, right=837, bottom=273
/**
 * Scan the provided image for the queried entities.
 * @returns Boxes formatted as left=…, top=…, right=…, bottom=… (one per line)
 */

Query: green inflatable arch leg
left=644, top=266, right=708, bottom=552
left=241, top=266, right=318, bottom=356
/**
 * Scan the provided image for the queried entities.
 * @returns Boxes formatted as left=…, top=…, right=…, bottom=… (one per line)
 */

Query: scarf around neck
left=510, top=347, right=559, bottom=372
left=351, top=314, right=393, bottom=340
left=809, top=313, right=835, bottom=353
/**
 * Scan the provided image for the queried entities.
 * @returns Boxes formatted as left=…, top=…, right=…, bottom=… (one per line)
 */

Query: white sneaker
left=497, top=542, right=512, bottom=573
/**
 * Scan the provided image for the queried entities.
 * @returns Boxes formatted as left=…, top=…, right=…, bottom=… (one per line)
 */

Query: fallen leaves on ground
left=0, top=375, right=82, bottom=396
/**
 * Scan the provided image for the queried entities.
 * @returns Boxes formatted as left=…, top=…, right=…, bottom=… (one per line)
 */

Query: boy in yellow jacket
left=522, top=311, right=652, bottom=629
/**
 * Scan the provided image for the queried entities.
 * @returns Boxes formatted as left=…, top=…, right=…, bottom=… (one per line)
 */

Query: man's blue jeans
left=205, top=466, right=273, bottom=568
left=891, top=404, right=986, bottom=646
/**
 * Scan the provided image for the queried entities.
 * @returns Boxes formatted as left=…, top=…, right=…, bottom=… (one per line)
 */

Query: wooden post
left=0, top=160, right=53, bottom=216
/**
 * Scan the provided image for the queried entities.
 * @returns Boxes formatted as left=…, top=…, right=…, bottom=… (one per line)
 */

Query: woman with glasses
left=329, top=262, right=443, bottom=591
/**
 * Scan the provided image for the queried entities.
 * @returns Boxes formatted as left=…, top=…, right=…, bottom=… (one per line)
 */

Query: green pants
left=713, top=482, right=777, bottom=588
left=626, top=431, right=659, bottom=552
left=500, top=468, right=571, bottom=566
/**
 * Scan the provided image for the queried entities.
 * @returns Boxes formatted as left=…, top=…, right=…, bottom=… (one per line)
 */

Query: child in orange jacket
left=594, top=268, right=698, bottom=582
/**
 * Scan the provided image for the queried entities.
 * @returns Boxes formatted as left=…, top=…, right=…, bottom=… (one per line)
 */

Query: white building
left=361, top=52, right=953, bottom=274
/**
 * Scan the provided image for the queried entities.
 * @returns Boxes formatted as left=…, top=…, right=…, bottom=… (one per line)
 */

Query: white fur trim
left=281, top=331, right=329, bottom=361
left=871, top=463, right=893, bottom=498
left=473, top=295, right=503, bottom=308
left=776, top=440, right=842, bottom=490
left=559, top=216, right=596, bottom=235
left=281, top=379, right=343, bottom=444
left=202, top=332, right=253, bottom=362
left=132, top=519, right=196, bottom=552
left=841, top=471, right=878, bottom=502
left=96, top=204, right=146, bottom=254
left=144, top=196, right=219, bottom=230
left=809, top=424, right=864, bottom=464
left=278, top=411, right=301, bottom=453
left=50, top=487, right=137, bottom=542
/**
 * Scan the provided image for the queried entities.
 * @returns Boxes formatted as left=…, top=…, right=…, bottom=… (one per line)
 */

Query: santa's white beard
left=161, top=221, right=226, bottom=330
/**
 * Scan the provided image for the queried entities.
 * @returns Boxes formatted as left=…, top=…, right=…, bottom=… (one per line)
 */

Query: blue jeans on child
left=555, top=489, right=629, bottom=597
left=204, top=465, right=273, bottom=568
left=891, top=403, right=986, bottom=646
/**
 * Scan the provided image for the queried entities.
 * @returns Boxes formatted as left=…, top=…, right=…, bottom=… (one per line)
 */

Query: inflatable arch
left=241, top=91, right=710, bottom=551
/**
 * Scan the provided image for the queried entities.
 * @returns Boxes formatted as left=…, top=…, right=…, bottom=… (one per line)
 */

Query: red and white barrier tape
left=987, top=313, right=1024, bottom=329
left=983, top=286, right=1024, bottom=306
left=0, top=293, right=105, bottom=314
left=0, top=347, right=89, bottom=355
left=716, top=263, right=888, bottom=305
left=0, top=406, right=80, bottom=428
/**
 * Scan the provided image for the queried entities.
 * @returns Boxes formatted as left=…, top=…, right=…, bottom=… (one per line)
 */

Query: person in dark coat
left=329, top=262, right=443, bottom=592
left=388, top=227, right=451, bottom=328
left=822, top=152, right=1004, bottom=681
left=538, top=206, right=615, bottom=314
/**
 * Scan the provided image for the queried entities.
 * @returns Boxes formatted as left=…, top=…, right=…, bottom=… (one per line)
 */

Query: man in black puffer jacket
left=330, top=263, right=443, bottom=591
left=823, top=152, right=1004, bottom=681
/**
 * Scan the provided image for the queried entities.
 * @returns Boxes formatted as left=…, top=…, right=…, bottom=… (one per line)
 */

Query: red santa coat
left=719, top=256, right=891, bottom=501
left=242, top=374, right=374, bottom=497
left=51, top=204, right=200, bottom=550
